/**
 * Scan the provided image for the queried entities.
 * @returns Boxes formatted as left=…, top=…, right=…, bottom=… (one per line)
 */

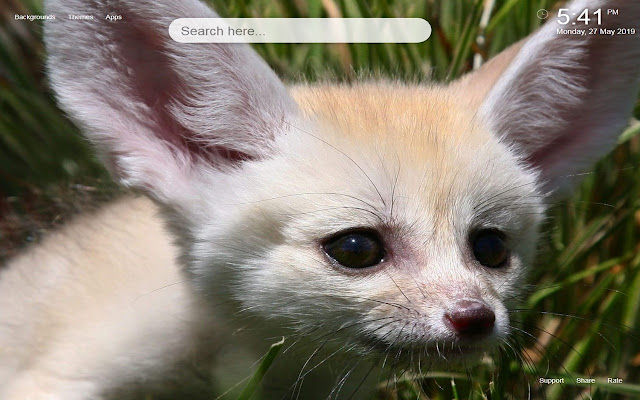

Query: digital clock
left=557, top=8, right=602, bottom=25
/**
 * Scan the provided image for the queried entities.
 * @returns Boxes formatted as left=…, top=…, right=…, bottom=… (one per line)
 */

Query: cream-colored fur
left=0, top=197, right=217, bottom=399
left=2, top=0, right=639, bottom=398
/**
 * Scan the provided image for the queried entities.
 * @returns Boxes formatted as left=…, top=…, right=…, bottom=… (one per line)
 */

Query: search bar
left=169, top=18, right=431, bottom=43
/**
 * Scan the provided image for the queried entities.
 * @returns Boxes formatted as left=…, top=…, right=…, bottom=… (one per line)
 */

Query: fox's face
left=184, top=85, right=543, bottom=365
left=44, top=0, right=639, bottom=371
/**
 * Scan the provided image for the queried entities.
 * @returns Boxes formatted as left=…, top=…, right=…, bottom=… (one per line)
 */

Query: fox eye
left=472, top=230, right=508, bottom=268
left=323, top=230, right=385, bottom=269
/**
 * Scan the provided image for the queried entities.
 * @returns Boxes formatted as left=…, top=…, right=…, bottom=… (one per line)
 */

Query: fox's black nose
left=444, top=300, right=495, bottom=338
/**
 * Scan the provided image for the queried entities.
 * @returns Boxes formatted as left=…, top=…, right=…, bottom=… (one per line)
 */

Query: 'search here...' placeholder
left=169, top=18, right=431, bottom=43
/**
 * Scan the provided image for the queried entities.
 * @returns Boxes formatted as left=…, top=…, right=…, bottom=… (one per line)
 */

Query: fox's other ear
left=455, top=0, right=640, bottom=200
left=44, top=0, right=297, bottom=204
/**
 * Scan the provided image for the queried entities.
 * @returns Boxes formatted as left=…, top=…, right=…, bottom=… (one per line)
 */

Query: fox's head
left=45, top=0, right=639, bottom=369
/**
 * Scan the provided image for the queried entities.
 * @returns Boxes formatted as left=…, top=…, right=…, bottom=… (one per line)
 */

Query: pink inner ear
left=527, top=102, right=629, bottom=196
left=46, top=0, right=299, bottom=203
left=525, top=126, right=592, bottom=193
left=109, top=20, right=256, bottom=168
left=477, top=3, right=640, bottom=199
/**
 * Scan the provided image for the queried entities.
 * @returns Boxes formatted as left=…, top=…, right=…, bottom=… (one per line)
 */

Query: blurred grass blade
left=446, top=0, right=483, bottom=79
left=236, top=337, right=285, bottom=400
left=618, top=120, right=640, bottom=144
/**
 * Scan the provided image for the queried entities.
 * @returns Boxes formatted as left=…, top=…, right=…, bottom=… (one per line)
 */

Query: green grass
left=1, top=0, right=640, bottom=399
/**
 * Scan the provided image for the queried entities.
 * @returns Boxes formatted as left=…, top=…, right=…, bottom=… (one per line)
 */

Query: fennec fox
left=1, top=0, right=639, bottom=398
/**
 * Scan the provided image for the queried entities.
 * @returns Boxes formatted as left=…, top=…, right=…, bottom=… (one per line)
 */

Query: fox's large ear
left=44, top=0, right=298, bottom=204
left=455, top=0, right=640, bottom=199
